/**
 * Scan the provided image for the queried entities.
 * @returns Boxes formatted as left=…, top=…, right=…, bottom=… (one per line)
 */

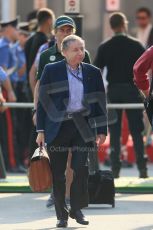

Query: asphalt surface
left=0, top=193, right=153, bottom=230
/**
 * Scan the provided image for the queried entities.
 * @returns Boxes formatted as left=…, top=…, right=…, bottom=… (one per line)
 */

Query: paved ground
left=0, top=193, right=153, bottom=230
left=0, top=165, right=153, bottom=230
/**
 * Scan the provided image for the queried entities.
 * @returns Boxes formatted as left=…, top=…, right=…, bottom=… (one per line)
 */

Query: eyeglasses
left=136, top=16, right=148, bottom=20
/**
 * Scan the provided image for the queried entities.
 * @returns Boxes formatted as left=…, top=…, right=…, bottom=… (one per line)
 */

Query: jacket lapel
left=60, top=59, right=68, bottom=81
left=60, top=59, right=69, bottom=107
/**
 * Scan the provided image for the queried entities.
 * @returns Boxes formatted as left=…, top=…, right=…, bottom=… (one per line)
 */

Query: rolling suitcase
left=88, top=169, right=115, bottom=207
left=88, top=124, right=115, bottom=207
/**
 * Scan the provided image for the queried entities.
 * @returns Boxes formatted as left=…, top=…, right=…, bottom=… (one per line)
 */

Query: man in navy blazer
left=36, top=35, right=107, bottom=228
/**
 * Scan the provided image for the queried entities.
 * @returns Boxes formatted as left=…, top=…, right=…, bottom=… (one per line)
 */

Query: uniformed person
left=33, top=15, right=91, bottom=208
left=0, top=19, right=20, bottom=172
left=12, top=23, right=31, bottom=171
left=0, top=18, right=18, bottom=79
left=94, top=12, right=148, bottom=178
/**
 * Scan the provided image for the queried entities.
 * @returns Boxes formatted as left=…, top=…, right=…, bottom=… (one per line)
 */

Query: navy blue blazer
left=37, top=59, right=107, bottom=144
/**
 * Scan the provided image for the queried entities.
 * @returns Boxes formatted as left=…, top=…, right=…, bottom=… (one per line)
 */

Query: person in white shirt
left=136, top=7, right=153, bottom=48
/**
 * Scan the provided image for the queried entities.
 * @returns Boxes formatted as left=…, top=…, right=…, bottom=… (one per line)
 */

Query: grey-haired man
left=36, top=35, right=107, bottom=228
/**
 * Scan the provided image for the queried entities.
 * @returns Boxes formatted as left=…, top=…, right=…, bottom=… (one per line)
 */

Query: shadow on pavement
left=133, top=226, right=153, bottom=230
left=0, top=193, right=153, bottom=225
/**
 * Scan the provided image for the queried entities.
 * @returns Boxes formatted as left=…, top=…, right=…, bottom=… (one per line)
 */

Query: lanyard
left=67, top=65, right=83, bottom=83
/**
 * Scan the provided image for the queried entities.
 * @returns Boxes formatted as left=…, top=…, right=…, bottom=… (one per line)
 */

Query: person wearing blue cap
left=29, top=15, right=77, bottom=95
left=0, top=18, right=19, bottom=79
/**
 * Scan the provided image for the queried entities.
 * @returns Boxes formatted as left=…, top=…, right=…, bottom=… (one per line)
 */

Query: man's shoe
left=56, top=219, right=68, bottom=228
left=46, top=194, right=54, bottom=208
left=139, top=169, right=148, bottom=178
left=69, top=210, right=89, bottom=225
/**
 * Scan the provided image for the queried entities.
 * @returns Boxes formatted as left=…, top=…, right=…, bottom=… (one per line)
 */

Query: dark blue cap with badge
left=0, top=18, right=18, bottom=28
left=18, top=22, right=30, bottom=35
left=54, top=15, right=76, bottom=29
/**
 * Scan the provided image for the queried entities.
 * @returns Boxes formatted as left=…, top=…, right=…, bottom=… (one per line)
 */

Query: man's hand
left=0, top=92, right=6, bottom=113
left=36, top=132, right=45, bottom=147
left=0, top=92, right=5, bottom=103
left=32, top=112, right=37, bottom=126
left=141, top=89, right=150, bottom=98
left=7, top=90, right=16, bottom=102
left=96, top=134, right=106, bottom=147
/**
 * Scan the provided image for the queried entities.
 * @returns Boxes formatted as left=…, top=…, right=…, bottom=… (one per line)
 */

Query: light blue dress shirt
left=66, top=64, right=84, bottom=113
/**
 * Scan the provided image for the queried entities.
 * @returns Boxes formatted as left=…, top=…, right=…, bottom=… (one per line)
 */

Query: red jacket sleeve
left=133, top=46, right=153, bottom=90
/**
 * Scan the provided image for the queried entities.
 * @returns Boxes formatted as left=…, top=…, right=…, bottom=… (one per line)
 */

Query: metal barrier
left=0, top=102, right=145, bottom=178
left=0, top=102, right=145, bottom=109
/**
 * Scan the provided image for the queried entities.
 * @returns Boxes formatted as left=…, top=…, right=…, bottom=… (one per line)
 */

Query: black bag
left=88, top=119, right=115, bottom=207
left=88, top=170, right=115, bottom=207
left=144, top=77, right=153, bottom=126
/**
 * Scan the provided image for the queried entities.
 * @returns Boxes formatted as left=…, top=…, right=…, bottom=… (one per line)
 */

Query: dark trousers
left=108, top=83, right=146, bottom=171
left=0, top=113, right=10, bottom=169
left=13, top=82, right=32, bottom=165
left=47, top=119, right=91, bottom=220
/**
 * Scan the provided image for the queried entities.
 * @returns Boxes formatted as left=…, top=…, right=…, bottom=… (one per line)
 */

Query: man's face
left=55, top=25, right=74, bottom=45
left=136, top=12, right=151, bottom=29
left=62, top=40, right=85, bottom=66
left=18, top=32, right=29, bottom=46
left=10, top=26, right=19, bottom=42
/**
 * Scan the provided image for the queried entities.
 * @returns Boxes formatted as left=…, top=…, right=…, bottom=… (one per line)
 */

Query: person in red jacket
left=133, top=46, right=153, bottom=145
left=133, top=46, right=153, bottom=97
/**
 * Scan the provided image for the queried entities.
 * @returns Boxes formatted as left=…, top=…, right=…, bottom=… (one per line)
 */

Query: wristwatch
left=32, top=108, right=36, bottom=116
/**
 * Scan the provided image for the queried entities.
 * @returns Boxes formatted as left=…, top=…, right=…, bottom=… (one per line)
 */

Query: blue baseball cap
left=54, top=15, right=76, bottom=29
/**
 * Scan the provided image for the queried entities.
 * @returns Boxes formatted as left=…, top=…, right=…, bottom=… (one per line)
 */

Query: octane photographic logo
left=38, top=80, right=117, bottom=143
